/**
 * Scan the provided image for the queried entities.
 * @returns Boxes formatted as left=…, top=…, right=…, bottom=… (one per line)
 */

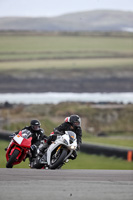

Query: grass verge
left=83, top=136, right=133, bottom=148
left=1, top=140, right=133, bottom=169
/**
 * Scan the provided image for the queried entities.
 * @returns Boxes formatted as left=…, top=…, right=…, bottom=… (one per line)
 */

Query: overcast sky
left=0, top=0, right=133, bottom=17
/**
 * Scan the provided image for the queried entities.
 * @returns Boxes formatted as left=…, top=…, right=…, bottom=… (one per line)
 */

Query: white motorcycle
left=30, top=130, right=77, bottom=169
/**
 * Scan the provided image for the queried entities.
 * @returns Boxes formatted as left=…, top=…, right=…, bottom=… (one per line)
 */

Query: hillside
left=0, top=10, right=133, bottom=31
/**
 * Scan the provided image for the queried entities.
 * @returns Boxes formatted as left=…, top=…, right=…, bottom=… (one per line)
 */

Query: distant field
left=0, top=33, right=133, bottom=53
left=0, top=58, right=133, bottom=71
left=0, top=32, right=133, bottom=93
left=0, top=32, right=133, bottom=70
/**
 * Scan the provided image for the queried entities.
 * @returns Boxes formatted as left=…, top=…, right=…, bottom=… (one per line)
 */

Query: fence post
left=127, top=151, right=133, bottom=162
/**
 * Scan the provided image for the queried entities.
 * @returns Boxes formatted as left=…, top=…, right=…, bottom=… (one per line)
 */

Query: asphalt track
left=0, top=169, right=133, bottom=200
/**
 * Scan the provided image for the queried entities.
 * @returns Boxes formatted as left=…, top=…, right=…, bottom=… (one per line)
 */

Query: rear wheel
left=49, top=148, right=67, bottom=169
left=6, top=149, right=20, bottom=168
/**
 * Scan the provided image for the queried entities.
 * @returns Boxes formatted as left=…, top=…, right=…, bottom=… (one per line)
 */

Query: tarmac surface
left=0, top=169, right=133, bottom=200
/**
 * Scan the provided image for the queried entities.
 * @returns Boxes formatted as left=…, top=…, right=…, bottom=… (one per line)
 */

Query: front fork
left=63, top=150, right=73, bottom=162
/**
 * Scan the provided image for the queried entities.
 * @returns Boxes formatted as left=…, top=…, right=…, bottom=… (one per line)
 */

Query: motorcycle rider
left=47, top=114, right=82, bottom=160
left=11, top=119, right=47, bottom=162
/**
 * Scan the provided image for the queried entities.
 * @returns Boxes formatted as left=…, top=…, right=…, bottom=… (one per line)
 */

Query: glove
left=52, top=134, right=57, bottom=140
left=30, top=144, right=37, bottom=151
left=9, top=133, right=16, bottom=138
left=47, top=134, right=57, bottom=145
left=42, top=135, right=48, bottom=140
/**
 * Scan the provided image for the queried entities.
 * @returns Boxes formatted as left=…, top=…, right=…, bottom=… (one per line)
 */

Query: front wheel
left=6, top=149, right=20, bottom=168
left=49, top=148, right=68, bottom=169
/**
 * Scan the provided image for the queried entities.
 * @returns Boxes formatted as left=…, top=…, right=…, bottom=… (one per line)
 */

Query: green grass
left=0, top=58, right=133, bottom=71
left=0, top=34, right=133, bottom=53
left=83, top=136, right=133, bottom=148
left=62, top=152, right=133, bottom=170
left=0, top=140, right=8, bottom=168
left=1, top=140, right=133, bottom=169
left=0, top=32, right=133, bottom=71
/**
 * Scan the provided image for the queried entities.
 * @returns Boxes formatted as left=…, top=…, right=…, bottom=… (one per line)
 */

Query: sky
left=0, top=0, right=133, bottom=17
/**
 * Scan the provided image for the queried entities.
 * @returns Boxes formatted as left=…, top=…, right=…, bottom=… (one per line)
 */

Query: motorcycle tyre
left=6, top=149, right=20, bottom=168
left=49, top=148, right=67, bottom=170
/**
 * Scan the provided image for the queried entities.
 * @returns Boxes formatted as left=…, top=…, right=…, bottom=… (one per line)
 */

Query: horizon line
left=0, top=9, right=133, bottom=18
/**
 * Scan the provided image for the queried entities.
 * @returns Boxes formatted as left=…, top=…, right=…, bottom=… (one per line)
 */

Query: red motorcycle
left=6, top=129, right=32, bottom=168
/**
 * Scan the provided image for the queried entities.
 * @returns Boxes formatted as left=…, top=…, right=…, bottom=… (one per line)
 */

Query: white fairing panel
left=47, top=142, right=61, bottom=165
left=47, top=132, right=77, bottom=165
left=14, top=135, right=23, bottom=145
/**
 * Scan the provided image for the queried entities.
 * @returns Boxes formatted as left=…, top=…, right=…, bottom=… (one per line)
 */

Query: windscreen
left=21, top=129, right=32, bottom=139
left=66, top=131, right=76, bottom=144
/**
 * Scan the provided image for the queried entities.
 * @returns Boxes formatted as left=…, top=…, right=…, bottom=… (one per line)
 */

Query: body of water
left=0, top=92, right=133, bottom=104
